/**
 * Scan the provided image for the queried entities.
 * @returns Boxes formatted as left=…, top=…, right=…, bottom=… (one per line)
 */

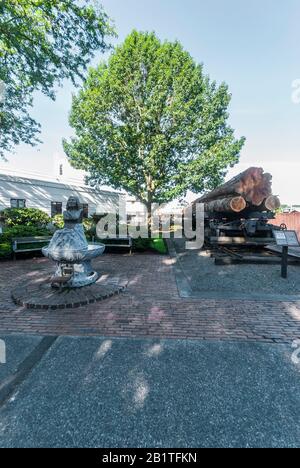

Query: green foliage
left=0, top=242, right=12, bottom=259
left=1, top=225, right=50, bottom=243
left=51, top=214, right=64, bottom=229
left=51, top=214, right=96, bottom=240
left=82, top=218, right=96, bottom=240
left=64, top=30, right=245, bottom=209
left=133, top=237, right=167, bottom=254
left=0, top=0, right=113, bottom=157
left=1, top=208, right=50, bottom=227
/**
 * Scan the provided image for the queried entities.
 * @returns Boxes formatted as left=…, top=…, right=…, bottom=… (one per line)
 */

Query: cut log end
left=263, top=195, right=281, bottom=211
left=231, top=196, right=247, bottom=212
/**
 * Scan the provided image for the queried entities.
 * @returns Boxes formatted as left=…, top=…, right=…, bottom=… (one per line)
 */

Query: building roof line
left=0, top=173, right=122, bottom=196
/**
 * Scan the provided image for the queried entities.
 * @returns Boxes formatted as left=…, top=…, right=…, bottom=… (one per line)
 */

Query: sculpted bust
left=63, top=196, right=83, bottom=229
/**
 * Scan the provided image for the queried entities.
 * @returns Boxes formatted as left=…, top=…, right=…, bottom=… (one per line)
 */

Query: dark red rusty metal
left=274, top=212, right=300, bottom=241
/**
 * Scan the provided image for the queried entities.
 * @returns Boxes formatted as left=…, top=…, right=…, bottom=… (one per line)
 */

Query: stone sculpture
left=43, top=196, right=105, bottom=288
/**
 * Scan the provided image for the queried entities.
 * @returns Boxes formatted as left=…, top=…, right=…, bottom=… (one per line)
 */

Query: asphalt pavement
left=0, top=335, right=299, bottom=448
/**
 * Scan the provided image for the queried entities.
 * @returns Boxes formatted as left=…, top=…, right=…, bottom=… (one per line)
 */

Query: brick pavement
left=0, top=254, right=300, bottom=343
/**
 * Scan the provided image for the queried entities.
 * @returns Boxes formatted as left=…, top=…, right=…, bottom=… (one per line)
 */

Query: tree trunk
left=146, top=175, right=154, bottom=238
left=146, top=202, right=152, bottom=239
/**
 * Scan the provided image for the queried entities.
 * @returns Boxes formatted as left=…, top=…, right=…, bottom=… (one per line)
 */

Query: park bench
left=12, top=236, right=52, bottom=260
left=95, top=236, right=133, bottom=254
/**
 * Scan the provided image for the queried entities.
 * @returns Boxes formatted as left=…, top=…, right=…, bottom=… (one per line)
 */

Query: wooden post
left=281, top=246, right=288, bottom=279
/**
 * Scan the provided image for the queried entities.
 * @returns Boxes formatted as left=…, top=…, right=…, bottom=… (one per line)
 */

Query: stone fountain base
left=11, top=275, right=127, bottom=310
left=42, top=243, right=105, bottom=289
left=52, top=259, right=99, bottom=288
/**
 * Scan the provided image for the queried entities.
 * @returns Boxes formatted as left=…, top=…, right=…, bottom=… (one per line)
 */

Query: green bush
left=51, top=214, right=64, bottom=229
left=133, top=237, right=167, bottom=254
left=51, top=214, right=96, bottom=240
left=150, top=238, right=167, bottom=254
left=0, top=208, right=50, bottom=228
left=132, top=237, right=150, bottom=251
left=82, top=218, right=95, bottom=240
left=0, top=242, right=12, bottom=259
left=1, top=225, right=50, bottom=243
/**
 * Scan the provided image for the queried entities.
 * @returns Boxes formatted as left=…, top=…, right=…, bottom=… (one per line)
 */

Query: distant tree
left=0, top=0, right=113, bottom=158
left=64, top=30, right=245, bottom=231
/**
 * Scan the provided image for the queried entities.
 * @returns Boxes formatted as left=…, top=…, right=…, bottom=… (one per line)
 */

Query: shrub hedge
left=0, top=242, right=12, bottom=259
left=0, top=208, right=50, bottom=227
left=1, top=225, right=50, bottom=243
left=133, top=237, right=167, bottom=254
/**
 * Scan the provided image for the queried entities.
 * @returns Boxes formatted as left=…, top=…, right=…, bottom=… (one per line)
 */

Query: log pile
left=195, top=167, right=280, bottom=214
left=204, top=196, right=246, bottom=214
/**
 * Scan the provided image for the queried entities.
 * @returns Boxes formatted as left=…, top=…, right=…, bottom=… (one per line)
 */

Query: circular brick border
left=11, top=276, right=127, bottom=310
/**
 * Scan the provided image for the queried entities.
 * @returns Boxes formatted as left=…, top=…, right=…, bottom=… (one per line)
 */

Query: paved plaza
left=0, top=252, right=300, bottom=343
left=0, top=252, right=300, bottom=448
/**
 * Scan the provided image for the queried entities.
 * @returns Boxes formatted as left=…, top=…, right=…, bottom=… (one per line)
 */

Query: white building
left=0, top=173, right=125, bottom=218
left=0, top=151, right=187, bottom=224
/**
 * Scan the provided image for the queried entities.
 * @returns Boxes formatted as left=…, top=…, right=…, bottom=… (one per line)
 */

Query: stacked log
left=257, top=195, right=280, bottom=212
left=204, top=196, right=246, bottom=214
left=193, top=167, right=280, bottom=214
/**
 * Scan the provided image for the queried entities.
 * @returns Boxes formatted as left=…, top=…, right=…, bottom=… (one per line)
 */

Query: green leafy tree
left=0, top=0, right=112, bottom=157
left=64, top=30, right=245, bottom=229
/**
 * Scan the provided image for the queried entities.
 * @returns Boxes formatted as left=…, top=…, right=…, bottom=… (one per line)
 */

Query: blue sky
left=1, top=0, right=300, bottom=203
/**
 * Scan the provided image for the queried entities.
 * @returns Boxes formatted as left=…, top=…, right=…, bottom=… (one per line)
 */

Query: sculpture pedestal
left=53, top=259, right=99, bottom=288
left=12, top=274, right=127, bottom=310
left=43, top=243, right=105, bottom=289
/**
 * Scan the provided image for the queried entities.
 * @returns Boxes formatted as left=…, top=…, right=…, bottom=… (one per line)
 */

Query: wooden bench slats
left=12, top=236, right=52, bottom=242
left=13, top=248, right=48, bottom=253
left=10, top=235, right=133, bottom=259
left=11, top=236, right=52, bottom=260
left=96, top=237, right=132, bottom=253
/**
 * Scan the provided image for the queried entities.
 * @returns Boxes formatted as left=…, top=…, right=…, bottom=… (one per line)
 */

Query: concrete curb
left=0, top=336, right=57, bottom=407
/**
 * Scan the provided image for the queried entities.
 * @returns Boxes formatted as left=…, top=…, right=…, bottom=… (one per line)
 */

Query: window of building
left=81, top=203, right=89, bottom=218
left=10, top=199, right=26, bottom=209
left=59, top=164, right=63, bottom=176
left=51, top=202, right=62, bottom=217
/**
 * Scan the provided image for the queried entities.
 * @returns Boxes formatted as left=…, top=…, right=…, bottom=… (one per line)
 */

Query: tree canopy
left=0, top=0, right=112, bottom=158
left=64, top=30, right=245, bottom=209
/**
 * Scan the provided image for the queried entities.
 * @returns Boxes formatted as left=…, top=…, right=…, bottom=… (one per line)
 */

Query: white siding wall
left=0, top=174, right=125, bottom=217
